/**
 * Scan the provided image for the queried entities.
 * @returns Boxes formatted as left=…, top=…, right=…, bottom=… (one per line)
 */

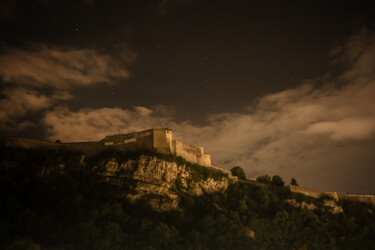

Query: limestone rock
left=101, top=156, right=235, bottom=211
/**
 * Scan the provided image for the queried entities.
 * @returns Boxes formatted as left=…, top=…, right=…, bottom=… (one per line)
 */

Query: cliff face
left=101, top=156, right=235, bottom=211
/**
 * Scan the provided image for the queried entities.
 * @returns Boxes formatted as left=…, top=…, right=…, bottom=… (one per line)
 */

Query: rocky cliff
left=100, top=156, right=237, bottom=211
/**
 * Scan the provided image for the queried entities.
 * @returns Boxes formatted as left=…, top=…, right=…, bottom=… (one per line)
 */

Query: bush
left=256, top=175, right=271, bottom=184
left=230, top=166, right=246, bottom=180
left=271, top=175, right=285, bottom=187
left=291, top=177, right=298, bottom=186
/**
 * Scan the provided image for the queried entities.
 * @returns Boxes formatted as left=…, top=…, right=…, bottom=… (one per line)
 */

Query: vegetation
left=230, top=166, right=246, bottom=180
left=0, top=147, right=374, bottom=249
left=256, top=174, right=271, bottom=184
left=291, top=177, right=299, bottom=186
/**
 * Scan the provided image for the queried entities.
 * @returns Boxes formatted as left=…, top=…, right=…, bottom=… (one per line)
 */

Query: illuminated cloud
left=0, top=45, right=135, bottom=89
left=0, top=87, right=72, bottom=130
left=305, top=118, right=375, bottom=140
left=0, top=44, right=135, bottom=130
left=43, top=106, right=170, bottom=142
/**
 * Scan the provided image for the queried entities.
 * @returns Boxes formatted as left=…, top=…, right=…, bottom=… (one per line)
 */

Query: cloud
left=0, top=44, right=135, bottom=130
left=42, top=29, right=375, bottom=193
left=0, top=45, right=135, bottom=89
left=43, top=106, right=171, bottom=142
left=0, top=87, right=72, bottom=130
left=305, top=118, right=375, bottom=140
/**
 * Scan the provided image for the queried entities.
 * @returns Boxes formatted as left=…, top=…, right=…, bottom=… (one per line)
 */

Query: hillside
left=0, top=147, right=374, bottom=249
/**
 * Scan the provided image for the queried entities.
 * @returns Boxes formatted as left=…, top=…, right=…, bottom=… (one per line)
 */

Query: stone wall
left=287, top=185, right=339, bottom=200
left=152, top=129, right=172, bottom=155
left=337, top=193, right=375, bottom=206
left=288, top=185, right=375, bottom=207
left=172, top=140, right=211, bottom=167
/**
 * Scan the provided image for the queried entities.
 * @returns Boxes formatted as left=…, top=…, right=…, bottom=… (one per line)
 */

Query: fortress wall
left=337, top=193, right=375, bottom=206
left=61, top=141, right=104, bottom=156
left=197, top=154, right=211, bottom=167
left=165, top=129, right=173, bottom=153
left=153, top=129, right=172, bottom=155
left=173, top=140, right=199, bottom=164
left=136, top=130, right=154, bottom=152
left=288, top=185, right=338, bottom=200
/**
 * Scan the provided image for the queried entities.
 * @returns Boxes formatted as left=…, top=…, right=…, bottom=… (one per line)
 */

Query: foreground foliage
left=0, top=147, right=374, bottom=249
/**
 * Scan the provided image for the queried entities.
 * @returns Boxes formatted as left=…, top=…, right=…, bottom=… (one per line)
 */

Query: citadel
left=2, top=128, right=212, bottom=167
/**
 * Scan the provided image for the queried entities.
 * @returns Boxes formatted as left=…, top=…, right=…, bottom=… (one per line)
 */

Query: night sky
left=1, top=0, right=375, bottom=193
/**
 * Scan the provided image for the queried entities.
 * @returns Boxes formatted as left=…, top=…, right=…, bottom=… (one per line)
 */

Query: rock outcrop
left=101, top=156, right=236, bottom=211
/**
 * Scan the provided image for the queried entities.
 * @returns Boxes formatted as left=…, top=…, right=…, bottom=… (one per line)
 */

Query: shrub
left=230, top=166, right=246, bottom=180
left=271, top=175, right=285, bottom=187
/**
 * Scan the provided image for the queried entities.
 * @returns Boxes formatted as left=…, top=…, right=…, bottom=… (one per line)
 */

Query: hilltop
left=0, top=146, right=374, bottom=249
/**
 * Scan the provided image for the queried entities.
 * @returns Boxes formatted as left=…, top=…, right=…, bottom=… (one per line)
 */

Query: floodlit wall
left=288, top=185, right=338, bottom=200
left=337, top=193, right=375, bottom=206
left=153, top=129, right=172, bottom=155
left=172, top=140, right=211, bottom=167
left=288, top=185, right=375, bottom=206
left=136, top=129, right=154, bottom=152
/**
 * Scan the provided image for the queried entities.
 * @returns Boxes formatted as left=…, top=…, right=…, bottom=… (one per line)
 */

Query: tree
left=230, top=166, right=246, bottom=180
left=256, top=175, right=271, bottom=184
left=290, top=177, right=298, bottom=186
left=271, top=175, right=285, bottom=187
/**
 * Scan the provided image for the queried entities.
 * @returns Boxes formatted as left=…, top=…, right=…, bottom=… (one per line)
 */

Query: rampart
left=287, top=185, right=338, bottom=200
left=337, top=193, right=375, bottom=206
left=172, top=140, right=211, bottom=167
left=288, top=185, right=375, bottom=206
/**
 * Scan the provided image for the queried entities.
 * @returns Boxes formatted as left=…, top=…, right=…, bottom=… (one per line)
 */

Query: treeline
left=0, top=147, right=374, bottom=249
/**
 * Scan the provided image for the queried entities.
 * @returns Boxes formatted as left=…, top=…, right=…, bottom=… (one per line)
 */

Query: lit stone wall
left=172, top=140, right=211, bottom=167
left=173, top=140, right=198, bottom=164
left=337, top=193, right=375, bottom=206
left=288, top=185, right=338, bottom=200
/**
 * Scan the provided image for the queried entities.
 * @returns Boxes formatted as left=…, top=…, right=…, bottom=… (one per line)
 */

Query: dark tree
left=256, top=175, right=271, bottom=184
left=271, top=175, right=285, bottom=187
left=230, top=166, right=246, bottom=180
left=55, top=139, right=61, bottom=143
left=291, top=177, right=299, bottom=186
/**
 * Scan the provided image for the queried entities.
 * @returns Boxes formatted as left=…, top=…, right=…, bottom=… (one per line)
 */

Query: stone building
left=2, top=128, right=212, bottom=167
left=104, top=128, right=211, bottom=167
